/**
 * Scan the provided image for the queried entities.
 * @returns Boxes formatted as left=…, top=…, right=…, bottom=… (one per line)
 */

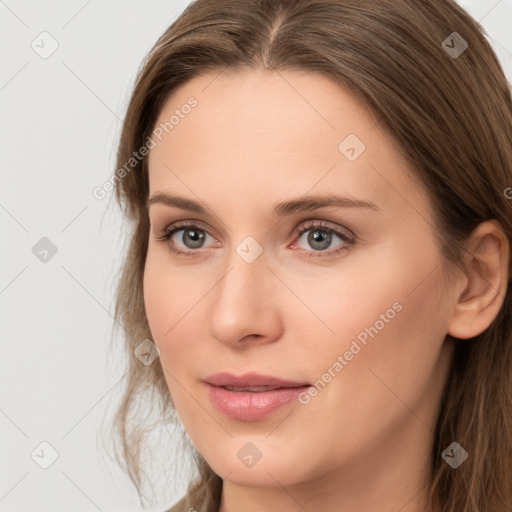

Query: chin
left=203, top=444, right=310, bottom=488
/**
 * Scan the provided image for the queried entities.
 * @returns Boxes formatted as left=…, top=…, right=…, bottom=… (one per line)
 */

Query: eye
left=154, top=221, right=219, bottom=256
left=290, top=220, right=355, bottom=258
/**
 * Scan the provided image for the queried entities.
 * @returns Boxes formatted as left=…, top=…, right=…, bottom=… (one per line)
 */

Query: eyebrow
left=146, top=192, right=380, bottom=217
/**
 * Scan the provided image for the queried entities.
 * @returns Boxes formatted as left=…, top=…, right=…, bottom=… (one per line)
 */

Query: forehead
left=147, top=68, right=428, bottom=220
left=150, top=68, right=379, bottom=161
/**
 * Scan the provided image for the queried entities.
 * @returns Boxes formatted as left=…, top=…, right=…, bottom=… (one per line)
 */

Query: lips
left=223, top=385, right=282, bottom=392
left=204, top=372, right=310, bottom=389
left=204, top=372, right=311, bottom=421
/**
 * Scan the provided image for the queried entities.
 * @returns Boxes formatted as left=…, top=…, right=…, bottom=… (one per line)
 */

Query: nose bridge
left=207, top=239, right=281, bottom=345
left=218, top=234, right=270, bottom=301
left=216, top=241, right=269, bottom=316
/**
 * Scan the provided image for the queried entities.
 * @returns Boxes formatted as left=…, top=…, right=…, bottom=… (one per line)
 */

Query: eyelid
left=292, top=219, right=355, bottom=242
left=157, top=219, right=219, bottom=240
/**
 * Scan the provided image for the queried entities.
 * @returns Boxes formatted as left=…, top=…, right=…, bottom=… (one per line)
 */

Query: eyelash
left=154, top=219, right=355, bottom=259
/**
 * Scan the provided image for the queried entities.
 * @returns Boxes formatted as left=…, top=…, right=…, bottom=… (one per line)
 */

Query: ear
left=447, top=220, right=509, bottom=340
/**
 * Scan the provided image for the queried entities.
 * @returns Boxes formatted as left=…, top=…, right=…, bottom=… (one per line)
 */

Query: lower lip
left=206, top=384, right=310, bottom=421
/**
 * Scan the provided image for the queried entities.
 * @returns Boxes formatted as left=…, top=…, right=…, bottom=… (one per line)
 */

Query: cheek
left=278, top=254, right=444, bottom=362
left=300, top=248, right=450, bottom=434
left=291, top=236, right=449, bottom=389
left=143, top=245, right=201, bottom=332
left=363, top=263, right=449, bottom=394
left=316, top=231, right=447, bottom=346
left=143, top=248, right=211, bottom=378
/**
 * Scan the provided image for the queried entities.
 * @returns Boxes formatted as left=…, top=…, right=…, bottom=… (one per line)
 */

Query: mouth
left=221, top=385, right=288, bottom=392
left=204, top=372, right=311, bottom=421
left=204, top=371, right=310, bottom=389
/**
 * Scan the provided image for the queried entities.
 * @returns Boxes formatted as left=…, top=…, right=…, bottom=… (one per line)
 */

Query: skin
left=143, top=68, right=509, bottom=512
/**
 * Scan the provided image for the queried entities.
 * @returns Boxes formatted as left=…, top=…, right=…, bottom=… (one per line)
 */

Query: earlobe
left=447, top=220, right=509, bottom=340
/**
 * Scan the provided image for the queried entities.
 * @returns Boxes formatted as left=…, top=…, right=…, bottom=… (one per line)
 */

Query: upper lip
left=204, top=372, right=310, bottom=389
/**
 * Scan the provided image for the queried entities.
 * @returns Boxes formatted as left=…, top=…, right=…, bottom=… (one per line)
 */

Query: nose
left=207, top=246, right=284, bottom=348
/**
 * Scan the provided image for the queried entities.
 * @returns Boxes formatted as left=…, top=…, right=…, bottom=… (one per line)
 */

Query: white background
left=1, top=1, right=511, bottom=511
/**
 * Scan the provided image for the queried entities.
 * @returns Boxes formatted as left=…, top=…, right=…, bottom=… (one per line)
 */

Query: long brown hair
left=108, top=1, right=512, bottom=510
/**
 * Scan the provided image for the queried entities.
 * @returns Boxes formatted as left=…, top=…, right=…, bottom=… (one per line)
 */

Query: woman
left=109, top=0, right=512, bottom=510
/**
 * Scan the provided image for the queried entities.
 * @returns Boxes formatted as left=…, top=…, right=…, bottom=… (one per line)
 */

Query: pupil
left=308, top=230, right=331, bottom=250
left=183, top=229, right=205, bottom=248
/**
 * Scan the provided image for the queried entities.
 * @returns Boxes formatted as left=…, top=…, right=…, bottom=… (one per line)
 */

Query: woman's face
left=144, top=69, right=458, bottom=497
